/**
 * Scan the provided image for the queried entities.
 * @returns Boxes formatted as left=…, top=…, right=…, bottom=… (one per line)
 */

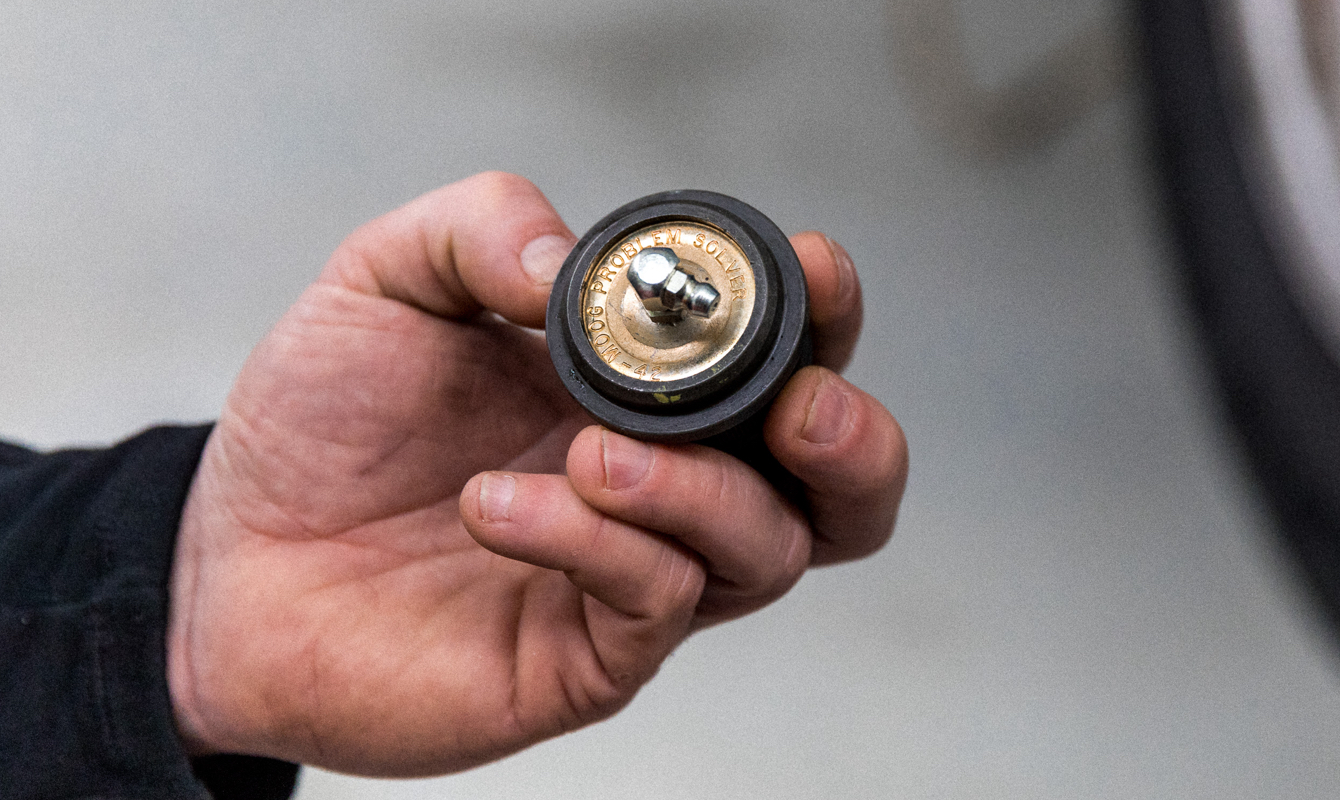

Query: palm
left=183, top=285, right=617, bottom=774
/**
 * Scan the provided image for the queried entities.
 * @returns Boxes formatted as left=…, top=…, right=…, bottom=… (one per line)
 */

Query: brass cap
left=579, top=220, right=756, bottom=384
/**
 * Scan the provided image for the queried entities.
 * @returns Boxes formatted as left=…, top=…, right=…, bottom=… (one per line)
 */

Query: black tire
left=1137, top=0, right=1340, bottom=640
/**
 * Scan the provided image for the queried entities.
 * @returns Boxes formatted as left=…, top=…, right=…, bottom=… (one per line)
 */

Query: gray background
left=3, top=1, right=1338, bottom=797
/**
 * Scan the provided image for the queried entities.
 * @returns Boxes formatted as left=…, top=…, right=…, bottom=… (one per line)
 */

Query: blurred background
left=3, top=0, right=1339, bottom=796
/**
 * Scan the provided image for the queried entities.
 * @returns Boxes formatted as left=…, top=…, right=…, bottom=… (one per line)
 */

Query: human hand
left=166, top=172, right=907, bottom=776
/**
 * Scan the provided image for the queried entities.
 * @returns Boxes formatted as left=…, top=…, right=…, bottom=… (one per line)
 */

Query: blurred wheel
left=1140, top=0, right=1340, bottom=637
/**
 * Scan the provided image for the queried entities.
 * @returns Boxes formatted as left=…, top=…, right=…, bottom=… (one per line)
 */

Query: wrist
left=167, top=486, right=224, bottom=757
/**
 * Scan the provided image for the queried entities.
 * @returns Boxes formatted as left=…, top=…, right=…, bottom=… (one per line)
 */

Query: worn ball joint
left=547, top=190, right=812, bottom=474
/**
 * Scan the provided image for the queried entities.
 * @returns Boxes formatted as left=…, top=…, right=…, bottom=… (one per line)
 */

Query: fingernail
left=824, top=235, right=856, bottom=306
left=478, top=473, right=516, bottom=521
left=520, top=234, right=573, bottom=284
left=802, top=376, right=852, bottom=445
left=601, top=430, right=654, bottom=491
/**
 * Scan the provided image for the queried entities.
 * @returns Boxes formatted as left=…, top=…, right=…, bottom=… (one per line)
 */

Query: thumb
left=322, top=171, right=576, bottom=327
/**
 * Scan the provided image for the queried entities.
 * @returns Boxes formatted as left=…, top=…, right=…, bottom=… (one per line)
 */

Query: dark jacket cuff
left=0, top=426, right=299, bottom=799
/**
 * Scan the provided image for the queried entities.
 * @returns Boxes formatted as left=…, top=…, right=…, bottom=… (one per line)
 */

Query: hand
left=166, top=172, right=908, bottom=776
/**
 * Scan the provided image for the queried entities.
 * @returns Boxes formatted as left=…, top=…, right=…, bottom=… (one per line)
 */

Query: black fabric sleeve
left=0, top=426, right=300, bottom=800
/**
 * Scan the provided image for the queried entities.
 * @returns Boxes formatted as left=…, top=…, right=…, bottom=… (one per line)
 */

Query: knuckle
left=866, top=409, right=909, bottom=489
left=702, top=453, right=737, bottom=509
left=653, top=445, right=737, bottom=520
left=467, top=170, right=538, bottom=204
left=647, top=546, right=705, bottom=620
left=771, top=512, right=813, bottom=592
left=836, top=399, right=907, bottom=495
left=762, top=533, right=810, bottom=601
left=579, top=513, right=614, bottom=565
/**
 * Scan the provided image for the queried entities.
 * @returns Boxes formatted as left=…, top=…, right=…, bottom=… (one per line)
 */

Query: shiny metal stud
left=627, top=247, right=721, bottom=322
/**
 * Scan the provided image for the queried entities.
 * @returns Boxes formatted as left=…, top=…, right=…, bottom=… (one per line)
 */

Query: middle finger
left=565, top=426, right=813, bottom=622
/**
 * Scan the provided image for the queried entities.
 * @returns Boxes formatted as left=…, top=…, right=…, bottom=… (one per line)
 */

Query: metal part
left=628, top=247, right=721, bottom=321
left=578, top=220, right=756, bottom=383
left=547, top=189, right=810, bottom=448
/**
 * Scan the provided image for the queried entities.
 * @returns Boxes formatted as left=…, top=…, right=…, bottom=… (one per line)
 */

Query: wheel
left=1139, top=0, right=1340, bottom=635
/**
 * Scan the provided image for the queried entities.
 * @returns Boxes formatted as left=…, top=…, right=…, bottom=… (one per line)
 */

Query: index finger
left=322, top=171, right=576, bottom=327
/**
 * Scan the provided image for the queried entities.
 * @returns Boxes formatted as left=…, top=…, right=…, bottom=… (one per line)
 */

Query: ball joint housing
left=546, top=190, right=812, bottom=447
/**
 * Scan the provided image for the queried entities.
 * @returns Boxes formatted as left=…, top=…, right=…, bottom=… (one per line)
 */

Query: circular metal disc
left=578, top=221, right=756, bottom=383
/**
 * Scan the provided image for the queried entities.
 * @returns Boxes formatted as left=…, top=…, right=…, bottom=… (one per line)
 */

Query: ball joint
left=547, top=190, right=812, bottom=480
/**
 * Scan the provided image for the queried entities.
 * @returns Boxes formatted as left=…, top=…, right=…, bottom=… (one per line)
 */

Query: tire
left=1137, top=0, right=1340, bottom=638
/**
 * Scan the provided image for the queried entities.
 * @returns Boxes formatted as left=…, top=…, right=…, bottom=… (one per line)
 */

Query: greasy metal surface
left=578, top=220, right=755, bottom=382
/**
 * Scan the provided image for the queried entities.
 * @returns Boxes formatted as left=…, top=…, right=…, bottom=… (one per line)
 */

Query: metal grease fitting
left=628, top=248, right=721, bottom=321
left=547, top=190, right=812, bottom=447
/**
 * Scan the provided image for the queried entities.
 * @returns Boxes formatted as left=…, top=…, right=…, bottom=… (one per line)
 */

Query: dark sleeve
left=0, top=426, right=300, bottom=800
